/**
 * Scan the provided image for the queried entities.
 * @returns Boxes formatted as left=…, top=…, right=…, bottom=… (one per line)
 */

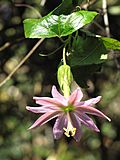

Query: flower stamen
left=63, top=112, right=76, bottom=137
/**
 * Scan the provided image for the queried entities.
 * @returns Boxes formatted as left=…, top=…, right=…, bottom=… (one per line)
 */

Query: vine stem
left=0, top=38, right=44, bottom=87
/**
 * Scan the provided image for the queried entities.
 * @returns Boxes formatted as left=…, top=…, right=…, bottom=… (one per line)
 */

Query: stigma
left=63, top=112, right=76, bottom=137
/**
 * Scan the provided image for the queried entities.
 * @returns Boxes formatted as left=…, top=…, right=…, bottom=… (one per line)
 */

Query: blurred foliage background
left=0, top=0, right=120, bottom=160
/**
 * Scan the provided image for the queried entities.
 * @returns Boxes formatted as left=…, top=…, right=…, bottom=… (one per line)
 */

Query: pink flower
left=26, top=85, right=111, bottom=142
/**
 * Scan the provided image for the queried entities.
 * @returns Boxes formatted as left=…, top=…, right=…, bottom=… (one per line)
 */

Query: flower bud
left=57, top=64, right=73, bottom=97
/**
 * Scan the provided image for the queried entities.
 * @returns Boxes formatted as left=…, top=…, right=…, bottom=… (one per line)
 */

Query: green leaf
left=23, top=11, right=97, bottom=38
left=100, top=37, right=120, bottom=51
left=71, top=64, right=101, bottom=88
left=69, top=36, right=107, bottom=67
left=80, top=29, right=120, bottom=51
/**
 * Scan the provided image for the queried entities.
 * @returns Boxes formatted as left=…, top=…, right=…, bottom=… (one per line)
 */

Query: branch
left=0, top=38, right=44, bottom=87
left=102, top=0, right=110, bottom=37
left=0, top=42, right=10, bottom=52
left=80, top=0, right=96, bottom=10
left=0, top=38, right=25, bottom=53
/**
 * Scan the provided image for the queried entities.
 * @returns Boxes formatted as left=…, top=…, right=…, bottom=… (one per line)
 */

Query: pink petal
left=70, top=112, right=82, bottom=142
left=75, top=111, right=100, bottom=132
left=33, top=97, right=65, bottom=106
left=26, top=105, right=60, bottom=113
left=68, top=88, right=83, bottom=105
left=81, top=96, right=102, bottom=107
left=76, top=105, right=111, bottom=121
left=28, top=111, right=61, bottom=129
left=51, top=85, right=67, bottom=104
left=53, top=114, right=67, bottom=139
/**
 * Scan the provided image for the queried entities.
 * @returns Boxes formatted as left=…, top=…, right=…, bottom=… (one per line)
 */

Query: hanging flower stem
left=63, top=47, right=67, bottom=65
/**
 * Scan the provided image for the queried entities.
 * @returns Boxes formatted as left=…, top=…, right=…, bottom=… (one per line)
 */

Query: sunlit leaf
left=100, top=37, right=120, bottom=51
left=23, top=11, right=97, bottom=38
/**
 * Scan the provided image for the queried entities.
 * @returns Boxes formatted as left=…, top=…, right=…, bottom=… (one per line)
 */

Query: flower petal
left=53, top=114, right=67, bottom=139
left=68, top=88, right=83, bottom=105
left=78, top=96, right=102, bottom=107
left=51, top=85, right=66, bottom=103
left=28, top=111, right=61, bottom=129
left=70, top=112, right=82, bottom=142
left=76, top=105, right=111, bottom=121
left=75, top=111, right=100, bottom=132
left=33, top=97, right=65, bottom=106
left=26, top=105, right=60, bottom=113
